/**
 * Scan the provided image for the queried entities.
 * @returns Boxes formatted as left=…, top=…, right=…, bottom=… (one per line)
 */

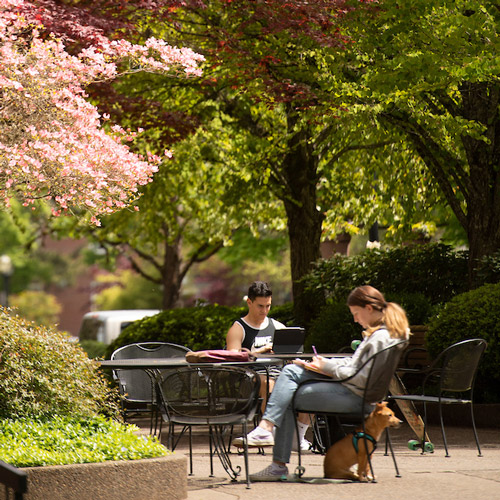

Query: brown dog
left=323, top=402, right=402, bottom=482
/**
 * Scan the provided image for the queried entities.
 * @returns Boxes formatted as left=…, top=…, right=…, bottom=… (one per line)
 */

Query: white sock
left=297, top=421, right=309, bottom=442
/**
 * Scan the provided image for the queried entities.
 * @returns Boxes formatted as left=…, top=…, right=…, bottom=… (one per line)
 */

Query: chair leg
left=470, top=403, right=482, bottom=457
left=167, top=422, right=174, bottom=450
left=437, top=402, right=450, bottom=457
left=211, top=424, right=246, bottom=484
left=310, top=416, right=325, bottom=454
left=150, top=403, right=162, bottom=438
left=310, top=414, right=330, bottom=455
left=294, top=412, right=305, bottom=477
left=155, top=406, right=163, bottom=438
left=149, top=405, right=155, bottom=435
left=361, top=420, right=376, bottom=483
left=226, top=425, right=234, bottom=455
left=385, top=428, right=401, bottom=477
left=188, top=426, right=194, bottom=475
left=421, top=401, right=430, bottom=455
left=242, top=422, right=251, bottom=489
left=170, top=424, right=190, bottom=452
left=208, top=426, right=214, bottom=477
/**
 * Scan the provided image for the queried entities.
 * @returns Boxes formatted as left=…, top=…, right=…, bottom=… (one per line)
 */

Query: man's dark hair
left=247, top=281, right=272, bottom=301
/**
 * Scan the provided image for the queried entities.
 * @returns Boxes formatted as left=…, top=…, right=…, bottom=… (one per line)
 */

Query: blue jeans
left=262, top=363, right=371, bottom=464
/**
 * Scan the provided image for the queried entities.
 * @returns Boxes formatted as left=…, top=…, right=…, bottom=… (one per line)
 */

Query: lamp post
left=0, top=255, right=13, bottom=307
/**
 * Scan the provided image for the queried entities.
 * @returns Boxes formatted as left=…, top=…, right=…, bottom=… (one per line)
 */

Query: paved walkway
left=156, top=423, right=500, bottom=500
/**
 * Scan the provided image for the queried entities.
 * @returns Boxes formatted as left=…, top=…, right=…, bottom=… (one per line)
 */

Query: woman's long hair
left=347, top=285, right=409, bottom=339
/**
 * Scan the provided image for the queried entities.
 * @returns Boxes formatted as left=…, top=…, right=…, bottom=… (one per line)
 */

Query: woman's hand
left=293, top=355, right=328, bottom=375
left=309, top=355, right=326, bottom=370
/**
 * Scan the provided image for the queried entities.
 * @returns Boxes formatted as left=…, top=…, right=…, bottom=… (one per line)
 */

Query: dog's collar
left=351, top=431, right=377, bottom=455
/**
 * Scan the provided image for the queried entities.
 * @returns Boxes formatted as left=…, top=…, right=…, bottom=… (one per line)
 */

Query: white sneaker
left=300, top=438, right=312, bottom=451
left=249, top=463, right=289, bottom=482
left=232, top=426, right=275, bottom=447
left=292, top=436, right=312, bottom=452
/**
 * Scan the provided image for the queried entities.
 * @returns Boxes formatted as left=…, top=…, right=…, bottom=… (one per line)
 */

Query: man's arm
left=226, top=322, right=244, bottom=351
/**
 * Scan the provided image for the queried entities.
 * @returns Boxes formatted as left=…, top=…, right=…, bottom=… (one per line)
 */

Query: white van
left=78, top=310, right=160, bottom=345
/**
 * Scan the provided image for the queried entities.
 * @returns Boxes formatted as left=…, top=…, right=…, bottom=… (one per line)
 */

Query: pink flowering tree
left=0, top=0, right=204, bottom=224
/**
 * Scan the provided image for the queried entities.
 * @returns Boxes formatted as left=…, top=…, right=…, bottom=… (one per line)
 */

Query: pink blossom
left=0, top=0, right=204, bottom=223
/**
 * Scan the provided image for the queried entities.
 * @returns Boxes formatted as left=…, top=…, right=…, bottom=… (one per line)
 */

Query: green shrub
left=384, top=292, right=434, bottom=325
left=305, top=301, right=362, bottom=353
left=0, top=416, right=167, bottom=467
left=305, top=291, right=433, bottom=354
left=79, top=340, right=108, bottom=359
left=302, top=243, right=469, bottom=306
left=106, top=302, right=297, bottom=357
left=426, top=283, right=500, bottom=403
left=267, top=303, right=296, bottom=326
left=0, top=309, right=120, bottom=419
left=106, top=304, right=243, bottom=356
left=476, top=250, right=500, bottom=285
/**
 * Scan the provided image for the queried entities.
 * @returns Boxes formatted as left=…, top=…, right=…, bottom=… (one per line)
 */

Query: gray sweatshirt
left=321, top=327, right=404, bottom=398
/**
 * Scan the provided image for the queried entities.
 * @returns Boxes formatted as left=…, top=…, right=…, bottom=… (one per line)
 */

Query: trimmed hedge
left=305, top=291, right=434, bottom=354
left=0, top=309, right=119, bottom=419
left=106, top=302, right=296, bottom=357
left=302, top=243, right=469, bottom=306
left=305, top=300, right=362, bottom=353
left=426, top=282, right=500, bottom=403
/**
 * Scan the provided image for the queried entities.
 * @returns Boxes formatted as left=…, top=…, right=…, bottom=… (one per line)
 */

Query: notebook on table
left=272, top=327, right=306, bottom=354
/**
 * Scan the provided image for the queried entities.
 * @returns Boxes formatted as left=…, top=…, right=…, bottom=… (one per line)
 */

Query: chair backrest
left=437, top=338, right=487, bottom=393
left=361, top=340, right=409, bottom=404
left=0, top=460, right=27, bottom=500
left=111, top=342, right=191, bottom=402
left=159, top=366, right=261, bottom=425
left=112, top=342, right=191, bottom=360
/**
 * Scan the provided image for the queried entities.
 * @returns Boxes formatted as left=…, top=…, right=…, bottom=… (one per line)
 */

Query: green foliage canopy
left=65, top=107, right=286, bottom=309
left=83, top=1, right=443, bottom=317
left=337, top=0, right=500, bottom=273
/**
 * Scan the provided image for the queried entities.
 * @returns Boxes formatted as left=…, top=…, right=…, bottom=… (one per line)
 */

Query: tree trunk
left=460, top=82, right=500, bottom=285
left=281, top=118, right=324, bottom=326
left=160, top=237, right=182, bottom=309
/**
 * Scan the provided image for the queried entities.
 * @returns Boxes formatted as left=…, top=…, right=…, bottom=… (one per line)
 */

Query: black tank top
left=236, top=318, right=276, bottom=350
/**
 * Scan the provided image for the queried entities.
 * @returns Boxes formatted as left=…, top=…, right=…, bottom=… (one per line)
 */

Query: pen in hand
left=312, top=345, right=318, bottom=356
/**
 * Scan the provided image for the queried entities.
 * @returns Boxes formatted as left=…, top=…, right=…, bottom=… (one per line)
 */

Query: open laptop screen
left=272, top=327, right=306, bottom=354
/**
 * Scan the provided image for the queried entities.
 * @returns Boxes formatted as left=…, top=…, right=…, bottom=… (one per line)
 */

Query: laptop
left=272, top=327, right=306, bottom=354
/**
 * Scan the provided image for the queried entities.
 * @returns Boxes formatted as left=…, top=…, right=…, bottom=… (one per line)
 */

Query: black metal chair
left=111, top=342, right=191, bottom=433
left=389, top=338, right=487, bottom=457
left=158, top=365, right=261, bottom=488
left=292, top=340, right=409, bottom=482
left=0, top=460, right=27, bottom=500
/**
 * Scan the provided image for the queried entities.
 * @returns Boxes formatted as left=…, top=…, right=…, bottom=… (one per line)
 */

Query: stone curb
left=1, top=454, right=187, bottom=500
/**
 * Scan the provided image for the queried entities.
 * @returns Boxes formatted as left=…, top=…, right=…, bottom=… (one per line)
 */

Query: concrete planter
left=1, top=454, right=187, bottom=500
